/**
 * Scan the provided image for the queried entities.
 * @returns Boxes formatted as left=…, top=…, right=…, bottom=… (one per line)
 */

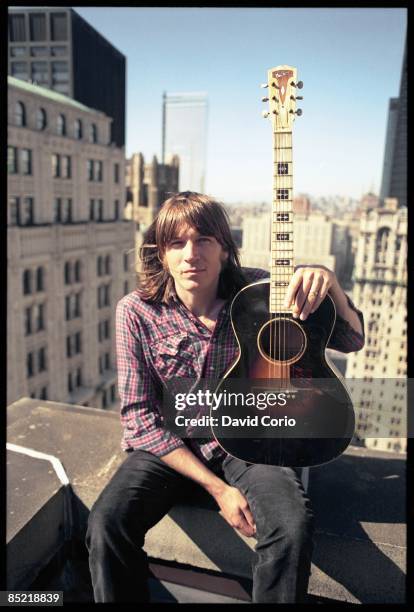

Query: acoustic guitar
left=210, top=65, right=355, bottom=467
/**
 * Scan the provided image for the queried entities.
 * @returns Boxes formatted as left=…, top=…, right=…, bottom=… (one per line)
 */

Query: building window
left=57, top=113, right=66, bottom=136
left=10, top=46, right=26, bottom=57
left=114, top=200, right=119, bottom=220
left=114, top=163, right=120, bottom=183
left=51, top=61, right=69, bottom=93
left=36, top=267, right=44, bottom=291
left=11, top=62, right=29, bottom=80
left=29, top=13, right=46, bottom=41
left=27, top=352, right=34, bottom=378
left=105, top=353, right=110, bottom=370
left=90, top=124, right=98, bottom=144
left=51, top=12, right=68, bottom=41
left=40, top=386, right=48, bottom=400
left=74, top=292, right=81, bottom=317
left=89, top=199, right=95, bottom=221
left=23, top=269, right=32, bottom=295
left=36, top=107, right=47, bottom=130
left=9, top=14, right=27, bottom=42
left=110, top=384, right=116, bottom=402
left=95, top=160, right=103, bottom=182
left=8, top=147, right=18, bottom=174
left=15, top=101, right=26, bottom=127
left=38, top=347, right=46, bottom=372
left=97, top=256, right=103, bottom=277
left=375, top=227, right=390, bottom=265
left=21, top=197, right=34, bottom=225
left=102, top=389, right=108, bottom=408
left=124, top=280, right=129, bottom=295
left=74, top=260, right=81, bottom=283
left=51, top=46, right=67, bottom=56
left=64, top=261, right=71, bottom=285
left=62, top=198, right=72, bottom=223
left=61, top=155, right=71, bottom=178
left=76, top=367, right=82, bottom=388
left=75, top=331, right=82, bottom=354
left=31, top=46, right=48, bottom=57
left=105, top=255, right=111, bottom=275
left=20, top=149, right=32, bottom=175
left=31, top=61, right=49, bottom=85
left=98, top=199, right=103, bottom=221
left=54, top=198, right=62, bottom=223
left=68, top=372, right=73, bottom=393
left=74, top=119, right=83, bottom=140
left=9, top=196, right=20, bottom=226
left=52, top=153, right=60, bottom=178
left=87, top=160, right=94, bottom=181
left=25, top=307, right=32, bottom=335
left=37, top=303, right=45, bottom=331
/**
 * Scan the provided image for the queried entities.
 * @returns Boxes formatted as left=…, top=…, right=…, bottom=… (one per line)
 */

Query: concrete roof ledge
left=7, top=398, right=406, bottom=603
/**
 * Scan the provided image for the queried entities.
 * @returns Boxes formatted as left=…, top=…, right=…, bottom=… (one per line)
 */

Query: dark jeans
left=85, top=449, right=314, bottom=603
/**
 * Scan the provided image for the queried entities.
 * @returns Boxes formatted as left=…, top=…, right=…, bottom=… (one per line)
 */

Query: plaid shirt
left=115, top=267, right=365, bottom=466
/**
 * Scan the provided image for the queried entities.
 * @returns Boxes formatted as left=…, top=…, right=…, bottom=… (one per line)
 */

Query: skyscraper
left=379, top=39, right=406, bottom=206
left=162, top=92, right=208, bottom=193
left=8, top=7, right=126, bottom=147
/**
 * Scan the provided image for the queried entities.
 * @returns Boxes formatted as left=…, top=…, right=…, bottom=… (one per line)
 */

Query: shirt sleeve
left=115, top=297, right=185, bottom=456
left=327, top=293, right=365, bottom=353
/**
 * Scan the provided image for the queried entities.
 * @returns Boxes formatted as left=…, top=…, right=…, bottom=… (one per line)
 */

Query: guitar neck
left=270, top=130, right=294, bottom=314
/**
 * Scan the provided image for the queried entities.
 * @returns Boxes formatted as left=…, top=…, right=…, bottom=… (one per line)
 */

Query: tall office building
left=379, top=40, right=406, bottom=207
left=7, top=77, right=135, bottom=409
left=8, top=7, right=126, bottom=147
left=345, top=198, right=407, bottom=453
left=125, top=152, right=179, bottom=229
left=162, top=91, right=208, bottom=193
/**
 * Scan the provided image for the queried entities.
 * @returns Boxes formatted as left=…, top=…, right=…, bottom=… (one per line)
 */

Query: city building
left=241, top=209, right=352, bottom=286
left=345, top=198, right=407, bottom=453
left=379, top=40, right=406, bottom=207
left=8, top=7, right=126, bottom=147
left=7, top=76, right=135, bottom=409
left=162, top=91, right=208, bottom=192
left=125, top=152, right=179, bottom=230
left=293, top=194, right=311, bottom=215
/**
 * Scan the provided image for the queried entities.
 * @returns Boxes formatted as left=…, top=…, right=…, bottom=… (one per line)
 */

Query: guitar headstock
left=261, top=65, right=303, bottom=132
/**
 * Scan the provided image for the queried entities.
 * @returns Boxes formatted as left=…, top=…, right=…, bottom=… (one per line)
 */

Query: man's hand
left=214, top=483, right=256, bottom=537
left=284, top=265, right=336, bottom=321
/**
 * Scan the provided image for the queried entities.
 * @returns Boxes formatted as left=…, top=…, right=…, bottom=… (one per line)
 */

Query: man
left=86, top=192, right=364, bottom=603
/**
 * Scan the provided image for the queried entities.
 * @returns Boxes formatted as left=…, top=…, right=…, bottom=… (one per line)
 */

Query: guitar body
left=210, top=280, right=355, bottom=467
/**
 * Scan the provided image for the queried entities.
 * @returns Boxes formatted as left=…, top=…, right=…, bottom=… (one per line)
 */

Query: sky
left=73, top=7, right=406, bottom=204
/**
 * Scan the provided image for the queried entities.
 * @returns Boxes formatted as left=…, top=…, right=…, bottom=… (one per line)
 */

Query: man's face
left=163, top=224, right=228, bottom=296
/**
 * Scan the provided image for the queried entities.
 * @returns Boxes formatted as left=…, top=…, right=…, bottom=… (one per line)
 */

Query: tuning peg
left=261, top=96, right=269, bottom=102
left=296, top=109, right=303, bottom=116
left=262, top=110, right=270, bottom=118
left=260, top=83, right=269, bottom=88
left=291, top=80, right=303, bottom=89
left=290, top=95, right=304, bottom=101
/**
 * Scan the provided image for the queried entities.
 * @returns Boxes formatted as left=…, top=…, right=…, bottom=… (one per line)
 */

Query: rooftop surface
left=8, top=76, right=104, bottom=116
left=6, top=397, right=406, bottom=603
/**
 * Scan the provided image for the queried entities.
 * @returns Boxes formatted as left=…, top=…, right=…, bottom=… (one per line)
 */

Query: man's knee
left=85, top=498, right=146, bottom=552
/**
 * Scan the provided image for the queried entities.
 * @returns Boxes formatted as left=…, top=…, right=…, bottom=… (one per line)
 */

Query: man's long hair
left=137, top=191, right=247, bottom=303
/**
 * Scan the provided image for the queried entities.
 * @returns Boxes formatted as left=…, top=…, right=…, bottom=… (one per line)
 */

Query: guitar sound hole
left=258, top=318, right=306, bottom=363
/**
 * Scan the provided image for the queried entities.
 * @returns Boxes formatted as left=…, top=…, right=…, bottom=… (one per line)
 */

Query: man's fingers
left=242, top=506, right=256, bottom=531
left=300, top=276, right=324, bottom=320
left=310, top=278, right=330, bottom=313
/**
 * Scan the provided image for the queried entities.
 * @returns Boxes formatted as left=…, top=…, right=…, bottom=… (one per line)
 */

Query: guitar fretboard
left=270, top=131, right=294, bottom=314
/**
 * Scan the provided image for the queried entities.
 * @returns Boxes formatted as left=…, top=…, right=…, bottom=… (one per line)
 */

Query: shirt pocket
left=149, top=332, right=202, bottom=382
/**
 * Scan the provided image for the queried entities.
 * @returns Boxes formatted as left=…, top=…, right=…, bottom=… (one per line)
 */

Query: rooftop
left=8, top=76, right=104, bottom=117
left=6, top=397, right=406, bottom=603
